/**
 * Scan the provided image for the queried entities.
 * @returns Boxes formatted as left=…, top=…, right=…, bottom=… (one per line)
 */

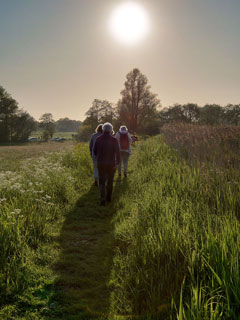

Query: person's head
left=103, top=122, right=113, bottom=133
left=119, top=125, right=128, bottom=134
left=95, top=124, right=103, bottom=133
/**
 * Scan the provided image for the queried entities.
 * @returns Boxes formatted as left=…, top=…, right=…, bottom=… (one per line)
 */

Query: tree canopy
left=159, top=103, right=240, bottom=126
left=117, top=68, right=161, bottom=133
left=78, top=68, right=240, bottom=142
left=0, top=86, right=36, bottom=143
left=78, top=99, right=116, bottom=141
left=39, top=113, right=55, bottom=140
left=55, top=118, right=82, bottom=132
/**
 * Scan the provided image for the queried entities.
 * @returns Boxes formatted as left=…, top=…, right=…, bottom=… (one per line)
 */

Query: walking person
left=89, top=124, right=103, bottom=186
left=115, top=125, right=132, bottom=178
left=131, top=132, right=138, bottom=143
left=93, top=122, right=120, bottom=206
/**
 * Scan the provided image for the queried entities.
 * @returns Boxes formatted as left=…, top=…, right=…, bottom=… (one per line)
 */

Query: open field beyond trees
left=0, top=124, right=240, bottom=319
left=30, top=132, right=77, bottom=140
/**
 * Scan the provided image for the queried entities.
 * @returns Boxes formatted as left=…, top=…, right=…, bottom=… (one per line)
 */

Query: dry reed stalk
left=161, top=123, right=240, bottom=169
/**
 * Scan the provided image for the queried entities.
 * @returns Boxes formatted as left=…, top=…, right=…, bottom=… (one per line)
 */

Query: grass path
left=49, top=177, right=126, bottom=320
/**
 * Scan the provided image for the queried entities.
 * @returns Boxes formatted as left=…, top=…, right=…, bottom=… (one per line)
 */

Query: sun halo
left=109, top=2, right=150, bottom=45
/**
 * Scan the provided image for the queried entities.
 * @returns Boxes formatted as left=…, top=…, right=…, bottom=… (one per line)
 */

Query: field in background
left=30, top=131, right=77, bottom=139
left=0, top=141, right=75, bottom=172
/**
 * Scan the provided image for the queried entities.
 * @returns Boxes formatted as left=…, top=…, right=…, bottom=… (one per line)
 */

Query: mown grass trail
left=50, top=176, right=127, bottom=320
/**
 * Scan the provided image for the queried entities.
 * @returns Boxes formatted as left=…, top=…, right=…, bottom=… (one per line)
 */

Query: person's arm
left=93, top=138, right=98, bottom=156
left=89, top=135, right=93, bottom=156
left=128, top=132, right=133, bottom=143
left=115, top=132, right=120, bottom=143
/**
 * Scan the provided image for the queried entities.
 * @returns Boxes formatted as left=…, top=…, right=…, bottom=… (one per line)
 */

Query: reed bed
left=110, top=133, right=240, bottom=320
left=161, top=123, right=240, bottom=169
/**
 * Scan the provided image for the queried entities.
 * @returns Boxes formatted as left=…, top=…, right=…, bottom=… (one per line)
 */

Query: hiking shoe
left=124, top=173, right=127, bottom=178
left=100, top=200, right=105, bottom=206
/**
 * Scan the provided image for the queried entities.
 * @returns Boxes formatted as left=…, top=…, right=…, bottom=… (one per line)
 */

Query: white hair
left=120, top=125, right=127, bottom=132
left=103, top=122, right=113, bottom=132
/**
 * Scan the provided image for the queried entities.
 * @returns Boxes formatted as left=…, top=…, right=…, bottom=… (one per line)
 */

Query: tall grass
left=161, top=123, right=240, bottom=168
left=0, top=143, right=92, bottom=309
left=110, top=133, right=240, bottom=319
left=1, top=127, right=240, bottom=319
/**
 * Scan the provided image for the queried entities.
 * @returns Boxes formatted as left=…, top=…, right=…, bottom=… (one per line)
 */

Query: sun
left=109, top=2, right=150, bottom=45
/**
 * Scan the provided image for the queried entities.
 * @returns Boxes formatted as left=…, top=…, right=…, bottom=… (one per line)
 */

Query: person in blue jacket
left=89, top=124, right=103, bottom=186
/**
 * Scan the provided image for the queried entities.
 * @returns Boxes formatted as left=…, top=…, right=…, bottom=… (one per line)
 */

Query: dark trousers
left=98, top=164, right=116, bottom=201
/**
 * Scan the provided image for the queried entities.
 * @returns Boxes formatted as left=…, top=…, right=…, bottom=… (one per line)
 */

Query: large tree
left=11, top=110, right=36, bottom=142
left=117, top=68, right=160, bottom=132
left=0, top=86, right=18, bottom=142
left=85, top=99, right=116, bottom=124
left=160, top=104, right=184, bottom=123
left=182, top=103, right=200, bottom=123
left=223, top=104, right=240, bottom=125
left=199, top=104, right=223, bottom=125
left=55, top=117, right=82, bottom=132
left=78, top=99, right=116, bottom=141
left=39, top=113, right=55, bottom=140
left=0, top=86, right=36, bottom=143
left=82, top=99, right=116, bottom=133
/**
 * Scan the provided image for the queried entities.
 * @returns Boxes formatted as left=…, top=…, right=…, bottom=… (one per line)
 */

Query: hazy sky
left=0, top=0, right=240, bottom=121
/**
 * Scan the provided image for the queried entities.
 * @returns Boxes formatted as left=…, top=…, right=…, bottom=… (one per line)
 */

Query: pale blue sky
left=0, top=0, right=239, bottom=120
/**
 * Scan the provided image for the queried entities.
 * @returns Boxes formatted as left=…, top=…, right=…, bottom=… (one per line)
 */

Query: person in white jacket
left=115, top=125, right=132, bottom=178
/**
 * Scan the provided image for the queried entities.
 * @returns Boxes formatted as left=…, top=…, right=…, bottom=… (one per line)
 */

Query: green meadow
left=0, top=125, right=240, bottom=319
left=30, top=131, right=76, bottom=140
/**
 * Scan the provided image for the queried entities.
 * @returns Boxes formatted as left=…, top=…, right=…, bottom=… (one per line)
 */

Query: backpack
left=120, top=133, right=129, bottom=150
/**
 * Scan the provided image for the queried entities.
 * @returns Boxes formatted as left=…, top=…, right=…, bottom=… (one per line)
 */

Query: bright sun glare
left=109, top=2, right=150, bottom=45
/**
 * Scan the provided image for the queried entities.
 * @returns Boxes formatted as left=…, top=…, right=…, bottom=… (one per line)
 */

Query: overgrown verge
left=110, top=135, right=240, bottom=319
left=161, top=123, right=240, bottom=169
left=0, top=143, right=92, bottom=319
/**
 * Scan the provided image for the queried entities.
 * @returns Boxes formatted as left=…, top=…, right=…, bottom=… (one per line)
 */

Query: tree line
left=0, top=86, right=82, bottom=143
left=0, top=86, right=36, bottom=143
left=159, top=103, right=240, bottom=126
left=1, top=68, right=240, bottom=143
left=78, top=68, right=240, bottom=141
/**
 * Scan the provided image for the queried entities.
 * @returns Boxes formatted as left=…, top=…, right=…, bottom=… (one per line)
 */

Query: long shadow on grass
left=47, top=176, right=128, bottom=320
